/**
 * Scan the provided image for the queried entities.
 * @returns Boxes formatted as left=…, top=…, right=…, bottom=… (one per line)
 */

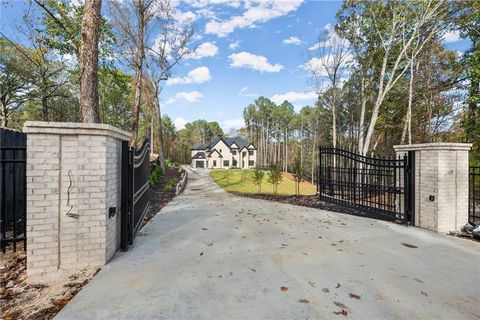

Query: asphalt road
left=57, top=167, right=480, bottom=320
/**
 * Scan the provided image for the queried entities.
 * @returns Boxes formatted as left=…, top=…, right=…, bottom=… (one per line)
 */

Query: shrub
left=251, top=166, right=265, bottom=193
left=164, top=177, right=179, bottom=192
left=149, top=165, right=164, bottom=187
left=267, top=163, right=283, bottom=195
left=165, top=158, right=174, bottom=167
left=291, top=159, right=303, bottom=196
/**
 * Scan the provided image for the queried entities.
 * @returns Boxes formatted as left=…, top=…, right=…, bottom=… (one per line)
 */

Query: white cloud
left=205, top=0, right=304, bottom=37
left=189, top=0, right=241, bottom=8
left=238, top=87, right=258, bottom=97
left=443, top=30, right=461, bottom=43
left=308, top=23, right=340, bottom=51
left=271, top=91, right=316, bottom=105
left=187, top=42, right=219, bottom=60
left=229, top=40, right=240, bottom=50
left=174, top=11, right=197, bottom=23
left=283, top=36, right=302, bottom=45
left=229, top=52, right=283, bottom=73
left=166, top=67, right=211, bottom=85
left=174, top=117, right=188, bottom=130
left=302, top=52, right=354, bottom=78
left=222, top=118, right=245, bottom=129
left=165, top=91, right=203, bottom=104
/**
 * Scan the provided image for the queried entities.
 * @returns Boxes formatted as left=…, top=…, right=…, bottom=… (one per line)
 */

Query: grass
left=210, top=169, right=316, bottom=196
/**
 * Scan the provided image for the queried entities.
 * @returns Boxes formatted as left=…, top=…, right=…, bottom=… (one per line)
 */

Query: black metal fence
left=121, top=138, right=151, bottom=249
left=318, top=147, right=415, bottom=223
left=469, top=166, right=480, bottom=224
left=1, top=128, right=27, bottom=252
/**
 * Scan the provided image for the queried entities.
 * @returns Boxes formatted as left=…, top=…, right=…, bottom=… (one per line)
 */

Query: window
left=242, top=151, right=246, bottom=157
left=232, top=150, right=236, bottom=155
left=248, top=151, right=254, bottom=156
left=249, top=160, right=254, bottom=166
left=219, top=149, right=222, bottom=153
left=232, top=160, right=237, bottom=167
left=223, top=160, right=229, bottom=167
left=213, top=160, right=217, bottom=167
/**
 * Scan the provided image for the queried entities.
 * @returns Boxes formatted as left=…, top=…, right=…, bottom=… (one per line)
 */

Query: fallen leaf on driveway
left=202, top=228, right=208, bottom=231
left=334, top=301, right=347, bottom=309
left=308, top=281, right=316, bottom=288
left=322, top=288, right=329, bottom=293
left=333, top=309, right=348, bottom=316
left=349, top=293, right=361, bottom=299
left=280, top=286, right=288, bottom=292
left=336, top=283, right=341, bottom=288
left=200, top=252, right=204, bottom=256
left=298, top=299, right=310, bottom=303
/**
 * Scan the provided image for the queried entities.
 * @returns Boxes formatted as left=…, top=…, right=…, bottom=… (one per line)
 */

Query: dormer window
left=232, top=151, right=236, bottom=155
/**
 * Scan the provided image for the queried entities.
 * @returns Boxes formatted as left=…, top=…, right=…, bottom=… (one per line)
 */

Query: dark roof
left=192, top=152, right=205, bottom=159
left=191, top=137, right=256, bottom=151
left=206, top=137, right=252, bottom=149
left=191, top=143, right=208, bottom=150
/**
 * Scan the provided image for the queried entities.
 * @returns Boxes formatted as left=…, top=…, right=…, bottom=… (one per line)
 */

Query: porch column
left=394, top=143, right=472, bottom=233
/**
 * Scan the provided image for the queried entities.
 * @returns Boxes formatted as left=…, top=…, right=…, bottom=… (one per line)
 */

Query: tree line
left=242, top=0, right=479, bottom=180
left=1, top=0, right=478, bottom=174
left=1, top=0, right=193, bottom=172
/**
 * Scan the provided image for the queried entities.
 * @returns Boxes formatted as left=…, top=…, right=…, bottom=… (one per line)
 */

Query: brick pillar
left=23, top=122, right=130, bottom=275
left=394, top=143, right=472, bottom=233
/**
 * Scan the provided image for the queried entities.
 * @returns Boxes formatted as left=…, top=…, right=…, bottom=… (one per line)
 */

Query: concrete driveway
left=57, top=168, right=480, bottom=319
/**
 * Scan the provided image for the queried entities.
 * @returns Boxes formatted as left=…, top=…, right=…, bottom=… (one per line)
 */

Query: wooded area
left=0, top=0, right=478, bottom=174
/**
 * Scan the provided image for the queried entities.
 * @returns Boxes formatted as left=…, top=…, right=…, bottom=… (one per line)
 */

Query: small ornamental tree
left=252, top=166, right=265, bottom=193
left=291, top=159, right=303, bottom=196
left=267, top=163, right=283, bottom=195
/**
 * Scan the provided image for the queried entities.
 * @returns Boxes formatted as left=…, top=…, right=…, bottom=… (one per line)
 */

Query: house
left=191, top=137, right=257, bottom=169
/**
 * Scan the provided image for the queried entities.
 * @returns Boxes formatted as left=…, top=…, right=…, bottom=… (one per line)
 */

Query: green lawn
left=210, top=169, right=316, bottom=196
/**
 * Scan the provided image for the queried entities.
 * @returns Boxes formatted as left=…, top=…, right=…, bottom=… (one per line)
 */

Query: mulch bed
left=140, top=166, right=183, bottom=229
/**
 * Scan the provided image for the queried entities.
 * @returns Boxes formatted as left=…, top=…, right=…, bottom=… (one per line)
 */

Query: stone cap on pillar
left=393, top=142, right=472, bottom=152
left=23, top=121, right=131, bottom=141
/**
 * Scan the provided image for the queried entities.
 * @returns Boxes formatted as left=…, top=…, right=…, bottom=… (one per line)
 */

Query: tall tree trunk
left=79, top=0, right=101, bottom=123
left=130, top=0, right=146, bottom=147
left=155, top=97, right=166, bottom=173
left=284, top=127, right=288, bottom=171
left=0, top=105, right=6, bottom=127
left=358, top=76, right=367, bottom=153
left=407, top=57, right=415, bottom=144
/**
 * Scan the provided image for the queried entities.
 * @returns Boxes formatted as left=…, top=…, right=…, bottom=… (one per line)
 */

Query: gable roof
left=191, top=143, right=208, bottom=150
left=207, top=149, right=222, bottom=158
left=191, top=137, right=256, bottom=152
left=192, top=152, right=205, bottom=159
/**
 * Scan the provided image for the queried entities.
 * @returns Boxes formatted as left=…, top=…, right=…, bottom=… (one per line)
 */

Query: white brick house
left=191, top=137, right=257, bottom=169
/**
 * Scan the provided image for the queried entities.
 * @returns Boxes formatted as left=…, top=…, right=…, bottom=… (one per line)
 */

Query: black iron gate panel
left=121, top=138, right=151, bottom=249
left=318, top=147, right=415, bottom=223
left=1, top=128, right=27, bottom=252
left=469, top=166, right=480, bottom=224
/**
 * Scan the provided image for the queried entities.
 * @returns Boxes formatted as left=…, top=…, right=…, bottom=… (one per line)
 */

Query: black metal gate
left=318, top=147, right=415, bottom=223
left=469, top=166, right=480, bottom=224
left=1, top=128, right=27, bottom=252
left=121, top=138, right=151, bottom=249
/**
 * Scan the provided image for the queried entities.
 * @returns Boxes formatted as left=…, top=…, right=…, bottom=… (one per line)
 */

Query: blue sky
left=0, top=0, right=472, bottom=132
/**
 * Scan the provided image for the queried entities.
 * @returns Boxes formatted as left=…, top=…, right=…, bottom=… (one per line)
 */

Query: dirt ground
left=0, top=252, right=100, bottom=320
